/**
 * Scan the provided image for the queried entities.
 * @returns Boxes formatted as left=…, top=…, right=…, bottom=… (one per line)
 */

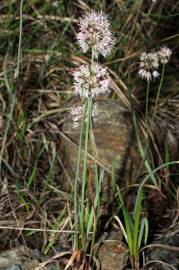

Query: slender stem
left=73, top=100, right=87, bottom=250
left=89, top=118, right=99, bottom=257
left=152, top=64, right=165, bottom=120
left=91, top=47, right=95, bottom=71
left=80, top=98, right=92, bottom=251
left=89, top=46, right=97, bottom=255
left=74, top=46, right=96, bottom=252
left=89, top=172, right=100, bottom=255
left=145, top=80, right=150, bottom=122
left=15, top=0, right=24, bottom=79
left=80, top=47, right=96, bottom=252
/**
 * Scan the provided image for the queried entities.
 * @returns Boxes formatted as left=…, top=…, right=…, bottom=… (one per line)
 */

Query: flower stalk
left=152, top=63, right=165, bottom=119
left=145, top=79, right=150, bottom=122
left=71, top=10, right=115, bottom=258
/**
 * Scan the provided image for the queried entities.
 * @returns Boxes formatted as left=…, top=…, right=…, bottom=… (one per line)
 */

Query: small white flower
left=139, top=52, right=159, bottom=81
left=152, top=70, right=159, bottom=78
left=70, top=103, right=98, bottom=128
left=77, top=10, right=115, bottom=58
left=92, top=103, right=98, bottom=119
left=70, top=105, right=84, bottom=128
left=158, top=46, right=172, bottom=64
left=52, top=1, right=58, bottom=7
left=72, top=63, right=111, bottom=99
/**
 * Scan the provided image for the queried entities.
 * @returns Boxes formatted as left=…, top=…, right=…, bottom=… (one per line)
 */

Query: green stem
left=15, top=0, right=24, bottom=79
left=91, top=47, right=95, bottom=71
left=80, top=97, right=92, bottom=251
left=89, top=111, right=99, bottom=257
left=89, top=46, right=97, bottom=255
left=74, top=46, right=96, bottom=252
left=152, top=64, right=165, bottom=120
left=73, top=100, right=87, bottom=250
left=145, top=80, right=150, bottom=122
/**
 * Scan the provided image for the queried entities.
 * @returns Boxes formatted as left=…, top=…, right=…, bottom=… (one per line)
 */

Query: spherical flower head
left=158, top=47, right=172, bottom=64
left=72, top=63, right=111, bottom=99
left=77, top=10, right=115, bottom=58
left=138, top=52, right=159, bottom=81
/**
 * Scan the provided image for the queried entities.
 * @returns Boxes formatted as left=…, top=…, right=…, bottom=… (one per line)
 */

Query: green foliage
left=73, top=98, right=102, bottom=257
left=115, top=181, right=149, bottom=269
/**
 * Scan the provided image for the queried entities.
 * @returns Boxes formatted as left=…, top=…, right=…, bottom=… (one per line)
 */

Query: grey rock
left=62, top=99, right=141, bottom=197
left=8, top=266, right=21, bottom=270
left=94, top=230, right=128, bottom=270
left=146, top=223, right=179, bottom=270
left=0, top=246, right=56, bottom=270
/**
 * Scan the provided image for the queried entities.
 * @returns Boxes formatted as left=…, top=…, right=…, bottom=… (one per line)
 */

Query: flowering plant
left=138, top=47, right=172, bottom=121
left=70, top=10, right=115, bottom=266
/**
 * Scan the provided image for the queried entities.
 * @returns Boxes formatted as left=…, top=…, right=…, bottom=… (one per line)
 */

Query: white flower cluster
left=71, top=10, right=114, bottom=128
left=158, top=47, right=172, bottom=64
left=139, top=47, right=172, bottom=81
left=72, top=63, right=111, bottom=99
left=70, top=105, right=84, bottom=128
left=138, top=52, right=159, bottom=81
left=77, top=10, right=115, bottom=58
left=71, top=103, right=98, bottom=128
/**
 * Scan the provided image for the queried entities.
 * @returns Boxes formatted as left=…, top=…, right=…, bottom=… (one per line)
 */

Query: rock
left=94, top=229, right=128, bottom=270
left=62, top=99, right=140, bottom=199
left=8, top=266, right=21, bottom=270
left=146, top=223, right=179, bottom=270
left=0, top=246, right=56, bottom=270
left=97, top=242, right=127, bottom=270
left=0, top=246, right=37, bottom=270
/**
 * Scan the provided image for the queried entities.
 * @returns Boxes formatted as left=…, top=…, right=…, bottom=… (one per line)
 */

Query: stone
left=61, top=99, right=141, bottom=195
left=0, top=246, right=56, bottom=270
left=146, top=223, right=179, bottom=270
left=94, top=229, right=128, bottom=270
